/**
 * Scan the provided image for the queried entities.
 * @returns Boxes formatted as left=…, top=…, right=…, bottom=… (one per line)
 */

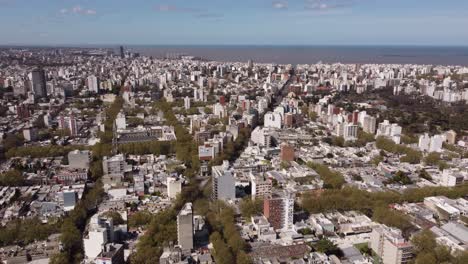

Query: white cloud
left=272, top=1, right=288, bottom=10
left=60, top=5, right=96, bottom=16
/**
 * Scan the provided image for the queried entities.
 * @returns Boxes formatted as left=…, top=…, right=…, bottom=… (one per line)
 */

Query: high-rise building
left=263, top=191, right=295, bottom=231
left=212, top=161, right=236, bottom=201
left=343, top=122, right=359, bottom=141
left=88, top=75, right=100, bottom=93
left=119, top=46, right=125, bottom=59
left=363, top=116, right=377, bottom=134
left=184, top=96, right=191, bottom=110
left=58, top=113, right=79, bottom=136
left=63, top=190, right=77, bottom=211
left=370, top=225, right=413, bottom=264
left=30, top=68, right=47, bottom=99
left=177, top=203, right=194, bottom=251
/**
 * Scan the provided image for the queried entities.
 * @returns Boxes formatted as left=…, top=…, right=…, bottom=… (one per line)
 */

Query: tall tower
left=177, top=203, right=194, bottom=251
left=119, top=46, right=125, bottom=59
left=30, top=68, right=47, bottom=99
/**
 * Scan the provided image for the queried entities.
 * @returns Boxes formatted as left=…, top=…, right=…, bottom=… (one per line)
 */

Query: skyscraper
left=30, top=68, right=47, bottom=99
left=177, top=203, right=194, bottom=251
left=87, top=75, right=100, bottom=93
left=119, top=46, right=125, bottom=59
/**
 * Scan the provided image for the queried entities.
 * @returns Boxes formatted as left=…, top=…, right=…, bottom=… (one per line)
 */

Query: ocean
left=129, top=45, right=468, bottom=66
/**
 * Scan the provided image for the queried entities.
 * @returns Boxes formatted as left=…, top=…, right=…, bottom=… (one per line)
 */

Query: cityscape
left=1, top=1, right=468, bottom=264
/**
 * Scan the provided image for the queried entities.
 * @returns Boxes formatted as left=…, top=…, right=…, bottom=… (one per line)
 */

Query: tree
left=128, top=211, right=152, bottom=228
left=236, top=251, right=252, bottom=264
left=60, top=220, right=82, bottom=257
left=315, top=238, right=340, bottom=255
left=415, top=252, right=437, bottom=264
left=239, top=196, right=263, bottom=219
left=0, top=170, right=24, bottom=186
left=412, top=229, right=437, bottom=254
left=49, top=253, right=70, bottom=264
left=102, top=211, right=125, bottom=225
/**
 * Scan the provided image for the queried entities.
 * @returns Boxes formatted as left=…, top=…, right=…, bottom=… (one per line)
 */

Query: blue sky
left=1, top=0, right=468, bottom=45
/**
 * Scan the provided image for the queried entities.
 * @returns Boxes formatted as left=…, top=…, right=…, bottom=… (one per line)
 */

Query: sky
left=1, top=0, right=468, bottom=46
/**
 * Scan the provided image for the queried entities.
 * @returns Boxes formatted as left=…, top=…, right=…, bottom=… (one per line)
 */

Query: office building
left=102, top=154, right=127, bottom=177
left=212, top=161, right=235, bottom=201
left=363, top=116, right=377, bottom=134
left=177, top=203, right=194, bottom=251
left=343, top=122, right=358, bottom=141
left=370, top=225, right=413, bottom=264
left=119, top=46, right=125, bottom=59
left=30, top=68, right=47, bottom=99
left=88, top=75, right=100, bottom=93
left=263, top=191, right=295, bottom=231
left=63, top=190, right=77, bottom=211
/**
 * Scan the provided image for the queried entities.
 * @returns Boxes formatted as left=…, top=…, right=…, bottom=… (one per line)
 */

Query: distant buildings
left=263, top=191, right=294, bottom=231
left=212, top=161, right=235, bottom=201
left=177, top=203, right=194, bottom=251
left=418, top=133, right=445, bottom=153
left=370, top=225, right=413, bottom=264
left=377, top=120, right=402, bottom=144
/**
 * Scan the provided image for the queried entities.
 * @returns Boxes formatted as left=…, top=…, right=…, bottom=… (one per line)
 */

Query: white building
left=167, top=177, right=182, bottom=199
left=370, top=225, right=413, bottom=264
left=212, top=161, right=236, bottom=201
left=343, top=122, right=358, bottom=141
left=87, top=75, right=99, bottom=93
left=214, top=102, right=227, bottom=118
left=83, top=214, right=116, bottom=261
left=251, top=127, right=272, bottom=147
left=115, top=111, right=126, bottom=131
left=377, top=120, right=402, bottom=144
left=363, top=116, right=377, bottom=134
left=184, top=96, right=191, bottom=110
left=440, top=170, right=465, bottom=187
left=264, top=112, right=282, bottom=129
left=419, top=133, right=445, bottom=153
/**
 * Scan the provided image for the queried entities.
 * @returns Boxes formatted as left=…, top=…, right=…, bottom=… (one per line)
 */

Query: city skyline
left=1, top=0, right=468, bottom=46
